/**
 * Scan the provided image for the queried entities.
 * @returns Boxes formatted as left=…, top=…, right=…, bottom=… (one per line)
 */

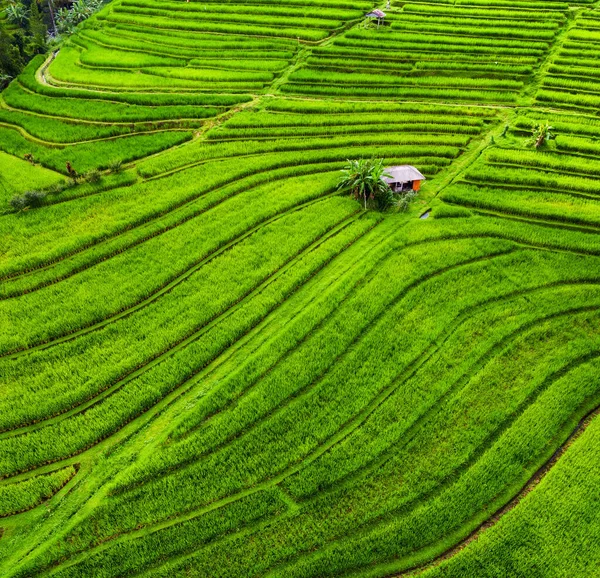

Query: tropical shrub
left=10, top=190, right=46, bottom=210
left=530, top=121, right=554, bottom=148
left=338, top=158, right=394, bottom=211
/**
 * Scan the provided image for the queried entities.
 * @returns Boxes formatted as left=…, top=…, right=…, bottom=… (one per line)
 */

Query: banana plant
left=530, top=121, right=554, bottom=149
left=338, top=158, right=393, bottom=211
left=4, top=1, right=28, bottom=26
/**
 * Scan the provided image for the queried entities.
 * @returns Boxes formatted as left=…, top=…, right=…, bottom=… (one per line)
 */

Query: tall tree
left=45, top=0, right=57, bottom=36
left=0, top=27, right=24, bottom=81
left=26, top=0, right=47, bottom=55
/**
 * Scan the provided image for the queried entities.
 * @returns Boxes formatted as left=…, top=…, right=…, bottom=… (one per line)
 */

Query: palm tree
left=338, top=158, right=392, bottom=210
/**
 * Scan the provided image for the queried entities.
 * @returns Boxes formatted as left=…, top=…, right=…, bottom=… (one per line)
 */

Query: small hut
left=365, top=8, right=386, bottom=28
left=382, top=165, right=425, bottom=192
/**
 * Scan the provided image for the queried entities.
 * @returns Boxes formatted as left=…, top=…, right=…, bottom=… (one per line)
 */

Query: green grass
left=422, top=401, right=600, bottom=578
left=0, top=465, right=77, bottom=517
left=0, top=151, right=64, bottom=201
left=1, top=1, right=600, bottom=577
left=0, top=126, right=192, bottom=173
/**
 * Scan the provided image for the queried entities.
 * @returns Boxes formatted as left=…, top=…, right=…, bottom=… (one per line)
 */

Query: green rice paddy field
left=1, top=0, right=600, bottom=575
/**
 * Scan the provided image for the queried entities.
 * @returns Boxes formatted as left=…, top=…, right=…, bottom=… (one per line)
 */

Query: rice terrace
left=2, top=0, right=600, bottom=574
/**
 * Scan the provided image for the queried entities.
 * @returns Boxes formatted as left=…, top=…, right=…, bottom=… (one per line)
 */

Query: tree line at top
left=1, top=0, right=102, bottom=87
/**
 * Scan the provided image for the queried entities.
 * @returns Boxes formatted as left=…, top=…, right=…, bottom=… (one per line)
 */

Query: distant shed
left=382, top=165, right=425, bottom=192
left=365, top=9, right=386, bottom=27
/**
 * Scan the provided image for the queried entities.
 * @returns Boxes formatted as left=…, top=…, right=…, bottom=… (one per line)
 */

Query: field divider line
left=0, top=160, right=342, bottom=283
left=282, top=80, right=522, bottom=93
left=22, top=218, right=409, bottom=568
left=531, top=98, right=600, bottom=116
left=100, top=18, right=339, bottom=40
left=5, top=232, right=596, bottom=463
left=1, top=188, right=346, bottom=359
left=0, top=464, right=80, bottom=519
left=468, top=206, right=600, bottom=238
left=43, top=65, right=262, bottom=94
left=128, top=217, right=397, bottom=441
left=326, top=348, right=600, bottom=578
left=279, top=93, right=520, bottom=106
left=0, top=97, right=213, bottom=128
left=204, top=131, right=478, bottom=141
left=532, top=147, right=600, bottom=164
left=457, top=177, right=600, bottom=201
left=263, top=340, right=600, bottom=578
left=169, top=218, right=404, bottom=441
left=44, top=491, right=289, bottom=578
left=0, top=217, right=386, bottom=547
left=138, top=84, right=600, bottom=114
left=0, top=121, right=63, bottom=149
left=131, top=514, right=293, bottom=578
left=3, top=145, right=448, bottom=291
left=120, top=308, right=600, bottom=578
left=121, top=232, right=600, bottom=492
left=111, top=221, right=427, bottom=492
left=0, top=165, right=346, bottom=297
left=36, top=50, right=260, bottom=96
left=113, top=237, right=515, bottom=495
left=2, top=216, right=386, bottom=573
left=0, top=97, right=204, bottom=136
left=0, top=210, right=367, bottom=479
left=536, top=83, right=600, bottom=99
left=76, top=30, right=295, bottom=66
left=280, top=96, right=529, bottom=112
left=251, top=286, right=600, bottom=559
left=69, top=34, right=194, bottom=65
left=0, top=205, right=360, bottom=443
left=111, top=247, right=519, bottom=498
left=204, top=128, right=481, bottom=140
left=444, top=198, right=600, bottom=235
left=290, top=279, right=600, bottom=505
left=0, top=217, right=384, bottom=535
left=152, top=250, right=519, bottom=458
left=14, top=77, right=232, bottom=113
left=485, top=159, right=600, bottom=180
left=142, top=146, right=456, bottom=183
left=309, top=69, right=531, bottom=82
left=9, top=210, right=379, bottom=483
left=396, top=392, right=600, bottom=577
left=0, top=118, right=192, bottom=148
left=97, top=14, right=360, bottom=47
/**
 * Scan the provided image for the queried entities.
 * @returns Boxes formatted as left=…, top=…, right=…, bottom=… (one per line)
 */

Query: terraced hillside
left=1, top=0, right=600, bottom=576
